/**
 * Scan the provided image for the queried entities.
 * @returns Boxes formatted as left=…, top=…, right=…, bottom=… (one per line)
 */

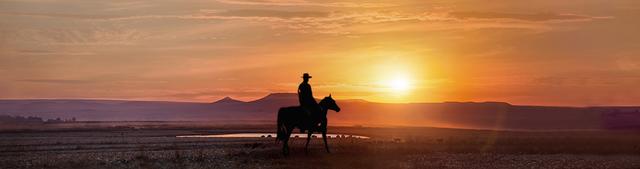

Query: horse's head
left=320, top=94, right=341, bottom=112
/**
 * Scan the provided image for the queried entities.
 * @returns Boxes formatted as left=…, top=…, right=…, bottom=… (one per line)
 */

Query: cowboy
left=298, top=73, right=320, bottom=132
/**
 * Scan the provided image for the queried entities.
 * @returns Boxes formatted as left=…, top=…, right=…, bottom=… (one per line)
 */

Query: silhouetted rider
left=298, top=73, right=320, bottom=132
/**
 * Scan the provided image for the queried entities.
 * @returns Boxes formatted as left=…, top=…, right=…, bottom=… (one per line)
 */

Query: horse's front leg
left=322, top=120, right=330, bottom=153
left=305, top=131, right=312, bottom=154
left=322, top=131, right=330, bottom=153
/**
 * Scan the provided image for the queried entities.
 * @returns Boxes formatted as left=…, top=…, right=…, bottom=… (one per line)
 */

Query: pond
left=177, top=133, right=370, bottom=139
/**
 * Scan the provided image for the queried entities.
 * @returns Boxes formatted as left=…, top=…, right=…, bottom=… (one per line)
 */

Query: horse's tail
left=276, top=108, right=285, bottom=143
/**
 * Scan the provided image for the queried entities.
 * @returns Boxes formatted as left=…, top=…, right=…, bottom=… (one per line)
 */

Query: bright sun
left=387, top=76, right=411, bottom=93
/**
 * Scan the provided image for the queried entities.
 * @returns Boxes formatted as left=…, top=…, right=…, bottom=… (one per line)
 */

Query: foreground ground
left=1, top=123, right=639, bottom=169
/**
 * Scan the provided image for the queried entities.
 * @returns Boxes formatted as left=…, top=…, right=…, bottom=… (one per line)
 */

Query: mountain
left=1, top=93, right=640, bottom=130
left=211, top=97, right=244, bottom=104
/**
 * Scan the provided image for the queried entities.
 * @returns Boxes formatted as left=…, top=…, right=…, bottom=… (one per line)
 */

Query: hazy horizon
left=3, top=92, right=640, bottom=108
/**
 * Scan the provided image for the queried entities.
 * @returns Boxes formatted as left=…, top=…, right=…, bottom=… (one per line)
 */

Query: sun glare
left=389, top=77, right=410, bottom=92
left=387, top=76, right=411, bottom=93
left=370, top=55, right=418, bottom=100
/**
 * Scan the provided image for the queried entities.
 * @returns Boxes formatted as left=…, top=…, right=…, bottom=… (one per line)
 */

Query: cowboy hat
left=302, top=73, right=312, bottom=78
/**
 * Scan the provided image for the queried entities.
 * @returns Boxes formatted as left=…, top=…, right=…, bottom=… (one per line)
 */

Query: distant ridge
left=1, top=93, right=640, bottom=130
left=443, top=101, right=511, bottom=105
left=250, top=93, right=298, bottom=102
left=212, top=97, right=244, bottom=104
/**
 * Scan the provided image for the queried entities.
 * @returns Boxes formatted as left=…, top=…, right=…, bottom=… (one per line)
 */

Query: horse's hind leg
left=282, top=133, right=288, bottom=156
left=282, top=140, right=289, bottom=156
left=282, top=128, right=292, bottom=156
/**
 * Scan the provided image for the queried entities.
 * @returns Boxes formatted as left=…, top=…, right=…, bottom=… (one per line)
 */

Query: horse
left=275, top=95, right=341, bottom=156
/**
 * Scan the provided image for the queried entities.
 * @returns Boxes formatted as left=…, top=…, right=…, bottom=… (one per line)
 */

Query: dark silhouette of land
left=1, top=93, right=639, bottom=130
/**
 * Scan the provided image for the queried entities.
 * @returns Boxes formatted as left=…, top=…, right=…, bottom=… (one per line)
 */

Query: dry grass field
left=1, top=123, right=640, bottom=169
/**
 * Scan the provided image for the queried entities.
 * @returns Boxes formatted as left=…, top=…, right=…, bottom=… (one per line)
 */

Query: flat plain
left=1, top=122, right=639, bottom=169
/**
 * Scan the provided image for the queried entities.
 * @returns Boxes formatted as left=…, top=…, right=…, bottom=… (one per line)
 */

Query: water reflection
left=177, top=133, right=370, bottom=139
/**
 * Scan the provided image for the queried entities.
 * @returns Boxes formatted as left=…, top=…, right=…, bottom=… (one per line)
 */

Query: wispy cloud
left=1, top=8, right=613, bottom=36
left=16, top=49, right=95, bottom=56
left=209, top=9, right=329, bottom=18
left=449, top=11, right=613, bottom=22
left=18, top=79, right=93, bottom=84
left=215, top=0, right=395, bottom=8
left=0, top=11, right=120, bottom=20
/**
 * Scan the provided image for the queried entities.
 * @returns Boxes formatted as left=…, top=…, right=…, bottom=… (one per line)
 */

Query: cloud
left=6, top=10, right=609, bottom=24
left=208, top=9, right=329, bottom=18
left=449, top=11, right=612, bottom=22
left=191, top=10, right=611, bottom=34
left=103, top=1, right=154, bottom=11
left=1, top=8, right=612, bottom=36
left=616, top=56, right=640, bottom=71
left=18, top=79, right=93, bottom=84
left=0, top=12, right=115, bottom=20
left=0, top=11, right=296, bottom=22
left=1, top=22, right=149, bottom=45
left=214, top=0, right=394, bottom=8
left=16, top=49, right=95, bottom=56
left=532, top=75, right=640, bottom=86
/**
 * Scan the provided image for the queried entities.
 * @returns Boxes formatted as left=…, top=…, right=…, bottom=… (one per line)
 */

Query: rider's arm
left=298, top=84, right=303, bottom=105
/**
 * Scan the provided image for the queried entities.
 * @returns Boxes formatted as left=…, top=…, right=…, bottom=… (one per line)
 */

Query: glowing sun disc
left=388, top=77, right=410, bottom=92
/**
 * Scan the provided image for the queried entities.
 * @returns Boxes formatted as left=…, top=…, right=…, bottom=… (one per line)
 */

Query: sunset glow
left=1, top=0, right=639, bottom=106
left=1, top=1, right=639, bottom=168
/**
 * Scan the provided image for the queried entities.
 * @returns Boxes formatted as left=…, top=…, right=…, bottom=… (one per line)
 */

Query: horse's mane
left=318, top=96, right=331, bottom=106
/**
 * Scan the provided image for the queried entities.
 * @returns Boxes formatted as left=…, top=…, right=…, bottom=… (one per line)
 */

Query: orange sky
left=1, top=0, right=639, bottom=106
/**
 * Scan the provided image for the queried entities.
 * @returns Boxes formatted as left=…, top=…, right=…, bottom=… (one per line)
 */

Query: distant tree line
left=0, top=115, right=76, bottom=124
